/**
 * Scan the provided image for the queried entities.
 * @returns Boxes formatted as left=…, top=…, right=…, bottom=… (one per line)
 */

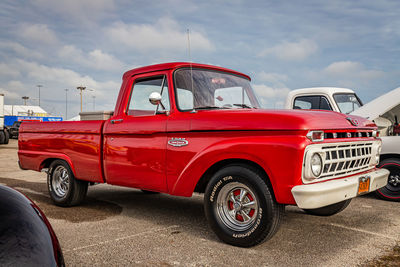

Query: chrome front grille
left=320, top=142, right=373, bottom=179
left=302, top=140, right=381, bottom=183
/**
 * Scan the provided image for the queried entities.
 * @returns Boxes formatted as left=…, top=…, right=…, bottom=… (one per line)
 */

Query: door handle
left=110, top=119, right=123, bottom=124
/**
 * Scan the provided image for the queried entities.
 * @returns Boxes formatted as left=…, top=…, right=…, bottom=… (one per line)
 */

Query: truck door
left=103, top=73, right=170, bottom=192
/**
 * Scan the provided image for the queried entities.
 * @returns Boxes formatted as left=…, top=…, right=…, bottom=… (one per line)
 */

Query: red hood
left=190, top=109, right=376, bottom=131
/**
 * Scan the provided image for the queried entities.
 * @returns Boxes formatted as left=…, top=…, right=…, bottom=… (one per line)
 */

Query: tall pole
left=37, top=85, right=43, bottom=106
left=22, top=96, right=29, bottom=105
left=92, top=95, right=96, bottom=111
left=64, top=89, right=69, bottom=120
left=76, top=86, right=86, bottom=112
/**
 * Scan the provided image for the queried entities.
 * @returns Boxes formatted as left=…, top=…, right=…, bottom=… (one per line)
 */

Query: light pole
left=22, top=96, right=29, bottom=105
left=92, top=95, right=96, bottom=111
left=64, top=89, right=69, bottom=120
left=76, top=86, right=86, bottom=112
left=36, top=85, right=43, bottom=106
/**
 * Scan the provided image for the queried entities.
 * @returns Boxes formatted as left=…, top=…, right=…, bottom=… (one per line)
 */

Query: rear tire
left=48, top=160, right=88, bottom=207
left=0, top=131, right=4, bottom=144
left=3, top=130, right=9, bottom=144
left=303, top=199, right=351, bottom=216
left=375, top=158, right=400, bottom=202
left=204, top=165, right=284, bottom=247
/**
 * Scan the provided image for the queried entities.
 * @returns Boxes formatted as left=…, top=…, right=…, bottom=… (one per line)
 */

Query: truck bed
left=18, top=120, right=105, bottom=183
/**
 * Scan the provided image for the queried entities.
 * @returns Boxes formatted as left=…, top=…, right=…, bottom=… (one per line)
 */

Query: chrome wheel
left=52, top=165, right=70, bottom=198
left=388, top=174, right=400, bottom=188
left=216, top=181, right=258, bottom=231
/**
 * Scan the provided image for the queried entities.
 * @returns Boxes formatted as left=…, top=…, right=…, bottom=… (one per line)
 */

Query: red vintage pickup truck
left=18, top=62, right=389, bottom=247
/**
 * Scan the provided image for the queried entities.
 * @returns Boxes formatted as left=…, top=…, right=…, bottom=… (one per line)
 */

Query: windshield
left=174, top=68, right=259, bottom=110
left=333, top=93, right=363, bottom=114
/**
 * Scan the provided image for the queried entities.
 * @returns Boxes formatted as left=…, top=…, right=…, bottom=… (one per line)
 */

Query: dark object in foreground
left=8, top=121, right=22, bottom=139
left=0, top=184, right=64, bottom=266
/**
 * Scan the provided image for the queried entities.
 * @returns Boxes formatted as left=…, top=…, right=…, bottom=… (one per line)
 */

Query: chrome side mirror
left=149, top=92, right=162, bottom=105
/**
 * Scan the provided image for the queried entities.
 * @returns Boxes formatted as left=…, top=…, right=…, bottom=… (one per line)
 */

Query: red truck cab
left=18, top=62, right=389, bottom=247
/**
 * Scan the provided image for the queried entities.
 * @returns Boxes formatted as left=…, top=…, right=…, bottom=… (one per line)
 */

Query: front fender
left=170, top=135, right=308, bottom=204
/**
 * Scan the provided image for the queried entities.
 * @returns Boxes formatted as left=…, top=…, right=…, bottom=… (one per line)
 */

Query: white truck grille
left=302, top=140, right=381, bottom=183
left=320, top=142, right=373, bottom=178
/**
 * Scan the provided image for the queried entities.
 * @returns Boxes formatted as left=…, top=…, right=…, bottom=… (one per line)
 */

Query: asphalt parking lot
left=1, top=139, right=399, bottom=266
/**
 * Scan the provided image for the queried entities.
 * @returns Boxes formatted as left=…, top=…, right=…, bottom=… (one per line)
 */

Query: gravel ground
left=1, top=139, right=399, bottom=266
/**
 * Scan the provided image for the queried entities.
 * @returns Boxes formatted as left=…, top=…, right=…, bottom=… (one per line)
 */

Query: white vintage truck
left=285, top=87, right=400, bottom=201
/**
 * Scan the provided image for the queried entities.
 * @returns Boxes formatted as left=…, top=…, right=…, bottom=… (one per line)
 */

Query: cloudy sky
left=1, top=0, right=399, bottom=118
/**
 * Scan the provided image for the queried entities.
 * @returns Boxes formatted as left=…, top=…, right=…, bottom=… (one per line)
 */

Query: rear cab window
left=293, top=95, right=332, bottom=111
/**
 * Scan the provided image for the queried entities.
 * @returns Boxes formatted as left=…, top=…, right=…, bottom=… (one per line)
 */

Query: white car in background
left=286, top=87, right=400, bottom=201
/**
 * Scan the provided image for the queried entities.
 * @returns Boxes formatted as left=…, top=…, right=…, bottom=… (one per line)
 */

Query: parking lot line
left=64, top=225, right=179, bottom=253
left=328, top=223, right=397, bottom=240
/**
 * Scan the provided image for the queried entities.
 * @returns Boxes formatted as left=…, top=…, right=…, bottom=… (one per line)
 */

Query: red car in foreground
left=18, top=62, right=388, bottom=247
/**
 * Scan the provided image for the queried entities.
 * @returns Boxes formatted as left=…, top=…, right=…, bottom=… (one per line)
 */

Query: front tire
left=141, top=189, right=160, bottom=194
left=48, top=160, right=88, bottom=207
left=303, top=199, right=351, bottom=216
left=204, top=165, right=284, bottom=247
left=375, top=158, right=400, bottom=202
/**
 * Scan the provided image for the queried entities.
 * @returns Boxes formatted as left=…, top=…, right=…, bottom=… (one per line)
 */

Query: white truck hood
left=351, top=87, right=400, bottom=122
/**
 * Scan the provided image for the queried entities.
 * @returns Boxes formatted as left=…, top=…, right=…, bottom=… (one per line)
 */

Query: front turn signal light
left=306, top=131, right=324, bottom=142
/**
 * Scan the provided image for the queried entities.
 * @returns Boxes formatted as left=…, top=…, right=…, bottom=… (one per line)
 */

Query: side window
left=176, top=88, right=193, bottom=110
left=128, top=76, right=170, bottom=116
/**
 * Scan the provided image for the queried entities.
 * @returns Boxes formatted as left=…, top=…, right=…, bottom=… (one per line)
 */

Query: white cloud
left=256, top=72, right=288, bottom=88
left=253, top=84, right=291, bottom=108
left=253, top=84, right=290, bottom=99
left=0, top=60, right=120, bottom=115
left=18, top=24, right=58, bottom=45
left=106, top=17, right=214, bottom=52
left=0, top=88, right=20, bottom=101
left=58, top=45, right=125, bottom=71
left=15, top=60, right=107, bottom=95
left=32, top=0, right=115, bottom=24
left=0, top=63, right=20, bottom=78
left=259, top=39, right=318, bottom=61
left=0, top=81, right=26, bottom=101
left=0, top=41, right=43, bottom=60
left=323, top=61, right=384, bottom=80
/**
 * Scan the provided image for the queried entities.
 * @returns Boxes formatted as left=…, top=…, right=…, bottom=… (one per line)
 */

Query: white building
left=4, top=105, right=48, bottom=116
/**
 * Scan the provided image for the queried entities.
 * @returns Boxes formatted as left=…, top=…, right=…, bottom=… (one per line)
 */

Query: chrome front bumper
left=291, top=168, right=389, bottom=209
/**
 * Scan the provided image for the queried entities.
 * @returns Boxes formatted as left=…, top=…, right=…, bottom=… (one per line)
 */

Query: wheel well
left=40, top=158, right=78, bottom=178
left=40, top=158, right=60, bottom=171
left=380, top=154, right=400, bottom=162
left=194, top=158, right=276, bottom=199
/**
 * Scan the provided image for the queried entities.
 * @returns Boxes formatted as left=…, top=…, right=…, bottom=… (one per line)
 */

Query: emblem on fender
left=168, top=138, right=188, bottom=147
left=346, top=117, right=359, bottom=126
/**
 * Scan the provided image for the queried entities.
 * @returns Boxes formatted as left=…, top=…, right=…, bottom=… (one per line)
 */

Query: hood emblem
left=168, top=138, right=188, bottom=147
left=346, top=117, right=359, bottom=126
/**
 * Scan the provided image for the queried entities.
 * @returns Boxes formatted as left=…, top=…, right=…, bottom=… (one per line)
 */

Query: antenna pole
left=187, top=29, right=195, bottom=112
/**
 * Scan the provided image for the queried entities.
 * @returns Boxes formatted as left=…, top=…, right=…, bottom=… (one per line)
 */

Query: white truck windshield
left=333, top=93, right=363, bottom=114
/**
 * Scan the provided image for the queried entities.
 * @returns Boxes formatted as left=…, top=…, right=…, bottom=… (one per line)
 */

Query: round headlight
left=311, top=153, right=323, bottom=177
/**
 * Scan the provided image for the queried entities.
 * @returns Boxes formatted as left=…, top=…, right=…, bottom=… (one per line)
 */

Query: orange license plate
left=357, top=176, right=370, bottom=195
